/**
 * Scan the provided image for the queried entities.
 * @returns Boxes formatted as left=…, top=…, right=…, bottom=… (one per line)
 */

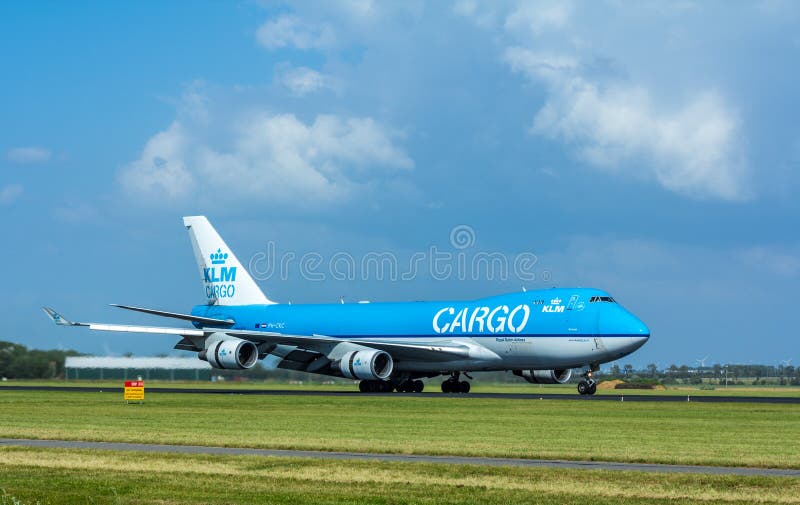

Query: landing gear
left=577, top=366, right=598, bottom=395
left=441, top=373, right=470, bottom=393
left=577, top=380, right=596, bottom=395
left=358, top=380, right=392, bottom=393
left=396, top=379, right=424, bottom=393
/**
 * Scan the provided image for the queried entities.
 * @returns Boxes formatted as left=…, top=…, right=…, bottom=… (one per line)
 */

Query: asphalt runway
left=2, top=385, right=800, bottom=403
left=1, top=437, right=797, bottom=477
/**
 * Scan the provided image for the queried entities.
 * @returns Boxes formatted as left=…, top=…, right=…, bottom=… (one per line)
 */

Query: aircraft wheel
left=459, top=381, right=471, bottom=393
left=441, top=380, right=454, bottom=393
left=413, top=380, right=424, bottom=393
left=577, top=380, right=589, bottom=395
left=588, top=383, right=597, bottom=395
left=359, top=380, right=368, bottom=393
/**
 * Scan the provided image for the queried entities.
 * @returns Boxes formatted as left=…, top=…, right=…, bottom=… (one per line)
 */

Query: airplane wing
left=42, top=307, right=500, bottom=363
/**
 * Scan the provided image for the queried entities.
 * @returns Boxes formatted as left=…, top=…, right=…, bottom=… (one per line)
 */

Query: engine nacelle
left=338, top=350, right=394, bottom=380
left=514, top=369, right=572, bottom=384
left=200, top=335, right=258, bottom=370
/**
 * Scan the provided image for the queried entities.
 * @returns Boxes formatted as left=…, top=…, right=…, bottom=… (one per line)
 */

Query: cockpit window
left=589, top=296, right=615, bottom=303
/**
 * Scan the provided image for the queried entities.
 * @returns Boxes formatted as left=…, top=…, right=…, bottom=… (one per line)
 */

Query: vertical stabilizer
left=183, top=216, right=274, bottom=306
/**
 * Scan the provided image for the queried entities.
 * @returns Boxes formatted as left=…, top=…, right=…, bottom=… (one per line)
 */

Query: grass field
left=4, top=379, right=800, bottom=396
left=1, top=447, right=799, bottom=505
left=2, top=390, right=800, bottom=469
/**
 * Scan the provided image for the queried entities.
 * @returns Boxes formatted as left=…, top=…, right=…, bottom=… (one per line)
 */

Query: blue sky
left=1, top=1, right=798, bottom=368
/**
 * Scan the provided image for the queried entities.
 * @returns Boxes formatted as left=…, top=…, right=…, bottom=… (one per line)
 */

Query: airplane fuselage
left=191, top=288, right=649, bottom=373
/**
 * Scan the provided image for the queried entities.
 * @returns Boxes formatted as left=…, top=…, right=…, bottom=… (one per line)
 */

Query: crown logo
left=210, top=248, right=229, bottom=265
left=550, top=298, right=562, bottom=305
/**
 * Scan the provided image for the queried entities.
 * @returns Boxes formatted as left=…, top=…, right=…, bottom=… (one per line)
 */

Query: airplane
left=44, top=216, right=650, bottom=395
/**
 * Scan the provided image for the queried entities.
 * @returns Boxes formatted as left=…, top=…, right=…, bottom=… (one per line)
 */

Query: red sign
left=124, top=381, right=144, bottom=388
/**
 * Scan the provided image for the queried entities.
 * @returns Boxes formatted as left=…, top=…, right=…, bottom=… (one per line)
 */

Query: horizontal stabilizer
left=110, top=304, right=234, bottom=327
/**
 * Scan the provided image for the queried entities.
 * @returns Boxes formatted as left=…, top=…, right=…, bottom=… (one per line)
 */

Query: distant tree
left=668, top=364, right=678, bottom=375
left=712, top=364, right=722, bottom=376
left=610, top=364, right=621, bottom=376
left=0, top=340, right=81, bottom=379
left=623, top=364, right=634, bottom=376
left=0, top=341, right=27, bottom=377
left=646, top=363, right=658, bottom=377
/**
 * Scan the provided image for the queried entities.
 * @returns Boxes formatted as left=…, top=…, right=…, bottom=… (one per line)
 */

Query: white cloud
left=504, top=47, right=749, bottom=201
left=504, top=1, right=573, bottom=35
left=739, top=246, right=800, bottom=277
left=119, top=113, right=413, bottom=206
left=119, top=121, right=194, bottom=199
left=452, top=0, right=497, bottom=28
left=277, top=66, right=333, bottom=96
left=256, top=15, right=336, bottom=50
left=336, top=0, right=378, bottom=22
left=6, top=146, right=51, bottom=164
left=0, top=184, right=23, bottom=205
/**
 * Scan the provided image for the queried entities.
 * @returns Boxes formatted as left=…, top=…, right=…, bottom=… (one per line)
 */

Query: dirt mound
left=598, top=380, right=666, bottom=390
left=597, top=380, right=624, bottom=390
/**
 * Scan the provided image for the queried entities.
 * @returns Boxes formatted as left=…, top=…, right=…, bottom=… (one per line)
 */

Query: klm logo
left=211, top=249, right=228, bottom=265
left=542, top=297, right=565, bottom=313
left=204, top=267, right=237, bottom=283
left=204, top=248, right=237, bottom=299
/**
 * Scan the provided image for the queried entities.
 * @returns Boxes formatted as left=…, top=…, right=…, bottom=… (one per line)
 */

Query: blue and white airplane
left=44, top=216, right=649, bottom=395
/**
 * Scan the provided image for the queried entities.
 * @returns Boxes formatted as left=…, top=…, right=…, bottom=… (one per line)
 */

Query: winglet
left=42, top=307, right=84, bottom=326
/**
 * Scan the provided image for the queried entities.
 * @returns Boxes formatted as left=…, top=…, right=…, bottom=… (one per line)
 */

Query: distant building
left=64, top=356, right=211, bottom=381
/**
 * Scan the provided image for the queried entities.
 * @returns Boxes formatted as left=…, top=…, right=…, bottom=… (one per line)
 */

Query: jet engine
left=199, top=335, right=258, bottom=370
left=514, top=369, right=572, bottom=384
left=338, top=349, right=394, bottom=380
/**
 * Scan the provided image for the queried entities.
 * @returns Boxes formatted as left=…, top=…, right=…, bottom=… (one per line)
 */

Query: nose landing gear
left=577, top=367, right=598, bottom=395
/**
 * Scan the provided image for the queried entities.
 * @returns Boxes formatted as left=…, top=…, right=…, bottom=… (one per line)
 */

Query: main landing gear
left=577, top=367, right=598, bottom=396
left=359, top=380, right=393, bottom=393
left=397, top=379, right=425, bottom=393
left=441, top=372, right=471, bottom=394
left=358, top=379, right=424, bottom=393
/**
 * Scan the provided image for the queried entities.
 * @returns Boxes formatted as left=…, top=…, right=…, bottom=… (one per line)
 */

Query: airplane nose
left=598, top=309, right=650, bottom=353
left=595, top=309, right=650, bottom=358
left=634, top=317, right=650, bottom=338
left=629, top=316, right=650, bottom=349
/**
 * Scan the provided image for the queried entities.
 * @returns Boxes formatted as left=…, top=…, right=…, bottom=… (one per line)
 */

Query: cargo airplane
left=44, top=216, right=649, bottom=395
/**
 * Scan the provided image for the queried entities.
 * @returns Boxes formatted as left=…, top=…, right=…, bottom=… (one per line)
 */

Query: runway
left=1, top=437, right=797, bottom=477
left=2, top=385, right=800, bottom=403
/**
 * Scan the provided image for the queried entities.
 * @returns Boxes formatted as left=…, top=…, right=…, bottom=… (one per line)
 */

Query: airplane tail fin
left=183, top=216, right=274, bottom=306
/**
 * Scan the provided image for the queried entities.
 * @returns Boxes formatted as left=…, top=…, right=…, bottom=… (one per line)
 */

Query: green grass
left=2, top=390, right=800, bottom=469
left=1, top=447, right=798, bottom=504
left=4, top=378, right=800, bottom=396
